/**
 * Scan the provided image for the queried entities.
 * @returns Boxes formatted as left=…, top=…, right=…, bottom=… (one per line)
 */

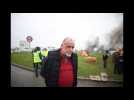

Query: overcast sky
left=11, top=13, right=123, bottom=50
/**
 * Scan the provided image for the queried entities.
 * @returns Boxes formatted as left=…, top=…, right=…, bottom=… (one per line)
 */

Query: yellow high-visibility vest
left=33, top=51, right=41, bottom=63
left=41, top=50, right=48, bottom=57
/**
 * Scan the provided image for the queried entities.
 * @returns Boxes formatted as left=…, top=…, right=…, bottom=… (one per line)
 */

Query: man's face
left=62, top=42, right=74, bottom=57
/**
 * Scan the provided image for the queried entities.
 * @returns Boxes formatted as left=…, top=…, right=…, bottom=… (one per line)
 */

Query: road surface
left=11, top=65, right=45, bottom=87
left=11, top=65, right=122, bottom=87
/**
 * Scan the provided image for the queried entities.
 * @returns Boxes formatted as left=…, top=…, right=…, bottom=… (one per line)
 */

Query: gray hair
left=61, top=37, right=75, bottom=47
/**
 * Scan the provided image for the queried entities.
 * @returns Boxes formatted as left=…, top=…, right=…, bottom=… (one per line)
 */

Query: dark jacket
left=40, top=49, right=78, bottom=87
left=103, top=54, right=108, bottom=60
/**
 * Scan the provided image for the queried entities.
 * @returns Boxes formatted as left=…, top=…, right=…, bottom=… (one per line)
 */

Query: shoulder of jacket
left=48, top=49, right=60, bottom=57
left=72, top=53, right=78, bottom=58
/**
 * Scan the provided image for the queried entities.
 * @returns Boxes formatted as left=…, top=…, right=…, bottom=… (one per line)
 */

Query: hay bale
left=80, top=51, right=88, bottom=57
left=86, top=56, right=97, bottom=62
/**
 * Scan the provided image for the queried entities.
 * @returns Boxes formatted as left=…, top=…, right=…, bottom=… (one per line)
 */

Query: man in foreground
left=40, top=37, right=78, bottom=87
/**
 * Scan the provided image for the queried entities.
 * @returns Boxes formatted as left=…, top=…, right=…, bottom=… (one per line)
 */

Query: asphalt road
left=11, top=65, right=46, bottom=87
left=11, top=65, right=123, bottom=87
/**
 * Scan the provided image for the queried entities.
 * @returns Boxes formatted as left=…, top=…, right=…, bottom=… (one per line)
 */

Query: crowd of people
left=112, top=48, right=123, bottom=74
left=31, top=38, right=123, bottom=87
left=32, top=37, right=78, bottom=87
left=32, top=47, right=48, bottom=77
left=102, top=48, right=123, bottom=74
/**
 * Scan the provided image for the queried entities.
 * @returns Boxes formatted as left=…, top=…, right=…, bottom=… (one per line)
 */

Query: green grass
left=11, top=51, right=123, bottom=81
left=11, top=52, right=33, bottom=70
left=78, top=55, right=100, bottom=77
left=78, top=53, right=123, bottom=81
